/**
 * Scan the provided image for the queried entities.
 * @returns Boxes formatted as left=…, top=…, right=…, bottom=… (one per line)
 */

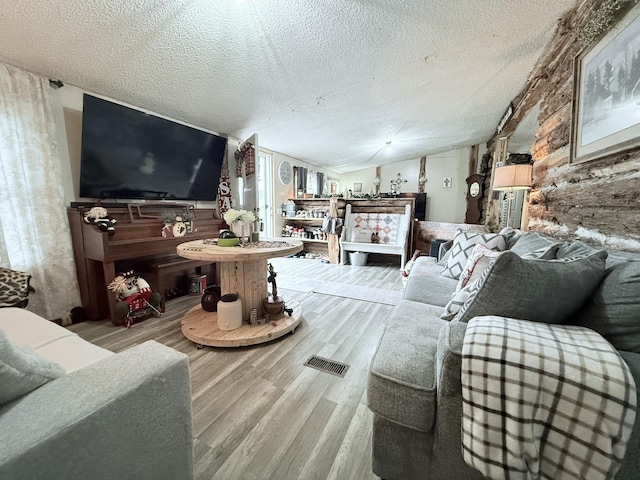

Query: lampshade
left=492, top=164, right=532, bottom=191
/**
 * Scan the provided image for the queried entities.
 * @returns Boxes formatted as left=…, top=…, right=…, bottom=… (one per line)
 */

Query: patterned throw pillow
left=455, top=243, right=505, bottom=291
left=441, top=279, right=479, bottom=320
left=440, top=230, right=507, bottom=279
left=0, top=268, right=32, bottom=308
left=452, top=250, right=608, bottom=324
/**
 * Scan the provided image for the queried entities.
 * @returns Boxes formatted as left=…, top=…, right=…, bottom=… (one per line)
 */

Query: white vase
left=231, top=222, right=251, bottom=242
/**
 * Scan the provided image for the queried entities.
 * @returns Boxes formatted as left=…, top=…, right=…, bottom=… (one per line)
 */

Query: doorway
left=257, top=152, right=273, bottom=237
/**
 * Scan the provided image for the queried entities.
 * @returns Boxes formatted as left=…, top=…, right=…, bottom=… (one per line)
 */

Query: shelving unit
left=281, top=198, right=345, bottom=259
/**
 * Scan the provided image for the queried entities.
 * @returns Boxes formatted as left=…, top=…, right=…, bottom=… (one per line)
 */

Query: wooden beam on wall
left=418, top=156, right=426, bottom=193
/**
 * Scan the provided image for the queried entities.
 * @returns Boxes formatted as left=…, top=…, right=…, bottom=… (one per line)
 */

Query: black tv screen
left=79, top=94, right=227, bottom=201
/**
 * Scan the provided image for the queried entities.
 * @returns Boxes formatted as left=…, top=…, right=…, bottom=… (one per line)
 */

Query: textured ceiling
left=0, top=0, right=575, bottom=173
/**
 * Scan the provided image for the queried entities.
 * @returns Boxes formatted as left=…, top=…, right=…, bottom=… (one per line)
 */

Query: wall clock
left=278, top=161, right=293, bottom=185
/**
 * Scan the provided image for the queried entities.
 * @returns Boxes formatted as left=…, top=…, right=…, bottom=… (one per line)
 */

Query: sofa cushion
left=454, top=250, right=608, bottom=324
left=571, top=260, right=640, bottom=353
left=403, top=271, right=457, bottom=308
left=0, top=308, right=75, bottom=349
left=509, top=231, right=559, bottom=256
left=440, top=230, right=507, bottom=279
left=368, top=300, right=445, bottom=432
left=409, top=255, right=447, bottom=277
left=36, top=335, right=114, bottom=373
left=0, top=308, right=113, bottom=373
left=0, top=329, right=65, bottom=406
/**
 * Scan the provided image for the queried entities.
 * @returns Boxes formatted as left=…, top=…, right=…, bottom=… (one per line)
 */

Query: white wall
left=340, top=149, right=471, bottom=223
left=423, top=150, right=468, bottom=223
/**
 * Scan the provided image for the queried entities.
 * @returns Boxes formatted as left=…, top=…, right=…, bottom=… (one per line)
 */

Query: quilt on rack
left=347, top=213, right=400, bottom=244
left=461, top=315, right=637, bottom=480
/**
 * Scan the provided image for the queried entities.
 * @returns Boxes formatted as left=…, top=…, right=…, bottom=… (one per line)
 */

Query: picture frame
left=330, top=182, right=337, bottom=194
left=353, top=182, right=362, bottom=193
left=571, top=3, right=640, bottom=163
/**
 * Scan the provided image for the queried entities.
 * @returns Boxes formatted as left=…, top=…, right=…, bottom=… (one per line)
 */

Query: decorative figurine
left=268, top=262, right=278, bottom=299
left=263, top=262, right=284, bottom=315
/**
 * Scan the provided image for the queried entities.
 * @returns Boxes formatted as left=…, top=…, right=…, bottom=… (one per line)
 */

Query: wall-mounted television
left=79, top=94, right=227, bottom=201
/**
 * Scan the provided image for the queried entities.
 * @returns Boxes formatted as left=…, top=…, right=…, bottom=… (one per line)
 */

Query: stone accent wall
left=489, top=0, right=640, bottom=251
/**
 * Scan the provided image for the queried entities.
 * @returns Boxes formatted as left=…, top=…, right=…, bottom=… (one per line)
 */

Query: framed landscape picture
left=571, top=3, right=640, bottom=163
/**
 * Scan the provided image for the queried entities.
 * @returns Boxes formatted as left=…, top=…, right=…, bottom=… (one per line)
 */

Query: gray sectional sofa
left=0, top=308, right=194, bottom=480
left=367, top=231, right=640, bottom=479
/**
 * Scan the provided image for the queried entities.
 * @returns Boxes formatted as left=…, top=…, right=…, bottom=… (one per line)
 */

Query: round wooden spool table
left=176, top=238, right=303, bottom=348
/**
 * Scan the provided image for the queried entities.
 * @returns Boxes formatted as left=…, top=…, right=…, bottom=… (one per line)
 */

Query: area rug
left=277, top=278, right=321, bottom=293
left=312, top=282, right=402, bottom=305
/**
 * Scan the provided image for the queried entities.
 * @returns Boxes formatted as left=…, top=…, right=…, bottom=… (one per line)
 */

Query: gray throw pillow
left=556, top=240, right=598, bottom=259
left=0, top=329, right=66, bottom=406
left=453, top=250, right=608, bottom=324
left=520, top=243, right=561, bottom=260
left=441, top=230, right=507, bottom=279
left=571, top=261, right=640, bottom=353
left=509, top=231, right=558, bottom=256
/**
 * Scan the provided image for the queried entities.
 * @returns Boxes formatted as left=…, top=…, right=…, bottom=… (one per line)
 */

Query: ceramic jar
left=201, top=286, right=221, bottom=312
left=217, top=293, right=243, bottom=331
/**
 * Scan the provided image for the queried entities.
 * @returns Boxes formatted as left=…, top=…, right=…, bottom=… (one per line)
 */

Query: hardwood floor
left=70, top=257, right=404, bottom=480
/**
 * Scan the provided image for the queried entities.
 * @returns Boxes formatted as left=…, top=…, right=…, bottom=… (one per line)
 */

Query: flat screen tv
left=79, top=94, right=227, bottom=201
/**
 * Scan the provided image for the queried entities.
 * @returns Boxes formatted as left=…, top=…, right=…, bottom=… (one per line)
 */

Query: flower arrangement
left=223, top=208, right=256, bottom=224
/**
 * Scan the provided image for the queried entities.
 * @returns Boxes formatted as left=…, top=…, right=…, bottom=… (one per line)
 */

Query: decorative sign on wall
left=218, top=151, right=232, bottom=214
left=443, top=177, right=452, bottom=188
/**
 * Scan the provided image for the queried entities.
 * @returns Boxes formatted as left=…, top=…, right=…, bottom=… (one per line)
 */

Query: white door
left=238, top=133, right=258, bottom=213
left=257, top=151, right=273, bottom=237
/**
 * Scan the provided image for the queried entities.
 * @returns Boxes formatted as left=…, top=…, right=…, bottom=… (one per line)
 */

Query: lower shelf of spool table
left=180, top=300, right=302, bottom=347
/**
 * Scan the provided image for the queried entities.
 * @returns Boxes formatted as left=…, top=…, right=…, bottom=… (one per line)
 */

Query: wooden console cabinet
left=67, top=203, right=226, bottom=324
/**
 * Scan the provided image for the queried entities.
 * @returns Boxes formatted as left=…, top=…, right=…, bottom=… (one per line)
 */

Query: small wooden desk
left=176, top=238, right=304, bottom=347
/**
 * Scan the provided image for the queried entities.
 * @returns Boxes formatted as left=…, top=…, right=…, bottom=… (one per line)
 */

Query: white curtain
left=0, top=63, right=81, bottom=319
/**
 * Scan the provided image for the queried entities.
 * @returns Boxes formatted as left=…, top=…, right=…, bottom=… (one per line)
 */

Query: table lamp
left=492, top=164, right=533, bottom=228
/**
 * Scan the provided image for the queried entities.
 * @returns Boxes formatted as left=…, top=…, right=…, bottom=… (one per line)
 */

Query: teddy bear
left=83, top=206, right=117, bottom=236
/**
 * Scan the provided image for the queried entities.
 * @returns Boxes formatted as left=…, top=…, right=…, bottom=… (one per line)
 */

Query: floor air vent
left=304, top=355, right=349, bottom=378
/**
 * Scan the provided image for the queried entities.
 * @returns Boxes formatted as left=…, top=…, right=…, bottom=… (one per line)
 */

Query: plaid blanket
left=461, top=316, right=637, bottom=480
